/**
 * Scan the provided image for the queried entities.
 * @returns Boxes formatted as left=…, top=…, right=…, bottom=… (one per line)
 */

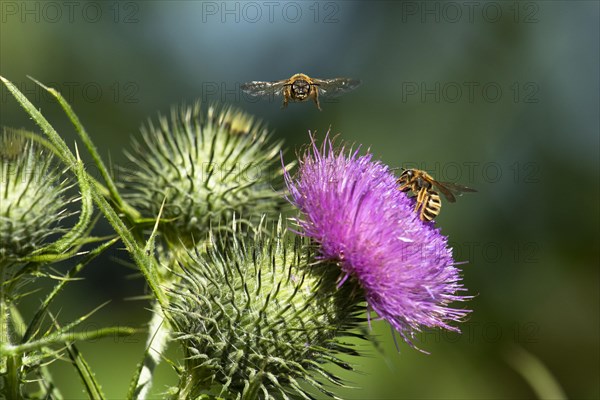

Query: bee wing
left=434, top=181, right=477, bottom=202
left=240, top=80, right=287, bottom=97
left=312, top=77, right=361, bottom=98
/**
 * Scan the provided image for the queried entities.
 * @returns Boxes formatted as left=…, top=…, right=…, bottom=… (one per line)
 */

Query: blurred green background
left=1, top=1, right=598, bottom=399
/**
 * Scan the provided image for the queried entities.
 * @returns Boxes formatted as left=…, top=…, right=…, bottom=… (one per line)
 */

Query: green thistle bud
left=121, top=103, right=285, bottom=246
left=167, top=221, right=365, bottom=399
left=0, top=129, right=71, bottom=264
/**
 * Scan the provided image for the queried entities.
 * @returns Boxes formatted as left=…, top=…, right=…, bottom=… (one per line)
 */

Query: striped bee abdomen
left=420, top=191, right=442, bottom=222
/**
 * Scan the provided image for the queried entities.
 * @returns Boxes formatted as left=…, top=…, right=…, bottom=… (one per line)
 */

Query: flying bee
left=396, top=168, right=477, bottom=222
left=240, top=73, right=361, bottom=111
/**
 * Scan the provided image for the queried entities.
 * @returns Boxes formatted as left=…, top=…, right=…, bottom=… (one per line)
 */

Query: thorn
left=74, top=141, right=81, bottom=161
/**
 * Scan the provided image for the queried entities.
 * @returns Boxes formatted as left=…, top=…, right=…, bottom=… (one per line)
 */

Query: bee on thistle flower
left=283, top=134, right=471, bottom=348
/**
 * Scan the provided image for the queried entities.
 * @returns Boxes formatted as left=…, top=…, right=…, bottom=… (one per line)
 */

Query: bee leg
left=281, top=87, right=291, bottom=110
left=415, top=188, right=427, bottom=211
left=313, top=89, right=322, bottom=111
left=419, top=207, right=430, bottom=222
left=413, top=191, right=429, bottom=222
left=415, top=198, right=428, bottom=222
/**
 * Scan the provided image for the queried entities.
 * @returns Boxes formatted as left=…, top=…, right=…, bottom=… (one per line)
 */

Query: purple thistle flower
left=284, top=134, right=470, bottom=347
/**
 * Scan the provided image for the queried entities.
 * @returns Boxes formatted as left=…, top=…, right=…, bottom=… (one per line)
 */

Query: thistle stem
left=130, top=303, right=170, bottom=400
left=9, top=303, right=63, bottom=399
left=1, top=297, right=19, bottom=400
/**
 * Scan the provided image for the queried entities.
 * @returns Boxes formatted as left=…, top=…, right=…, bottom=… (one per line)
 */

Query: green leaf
left=64, top=338, right=106, bottom=400
left=503, top=345, right=567, bottom=400
left=22, top=237, right=119, bottom=344
left=1, top=325, right=136, bottom=356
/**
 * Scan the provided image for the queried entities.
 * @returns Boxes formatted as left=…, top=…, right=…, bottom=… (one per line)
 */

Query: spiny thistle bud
left=0, top=129, right=71, bottom=264
left=121, top=103, right=285, bottom=246
left=167, top=220, right=366, bottom=399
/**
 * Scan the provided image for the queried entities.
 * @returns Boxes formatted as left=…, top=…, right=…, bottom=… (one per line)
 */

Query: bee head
left=291, top=79, right=310, bottom=100
left=400, top=168, right=414, bottom=179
